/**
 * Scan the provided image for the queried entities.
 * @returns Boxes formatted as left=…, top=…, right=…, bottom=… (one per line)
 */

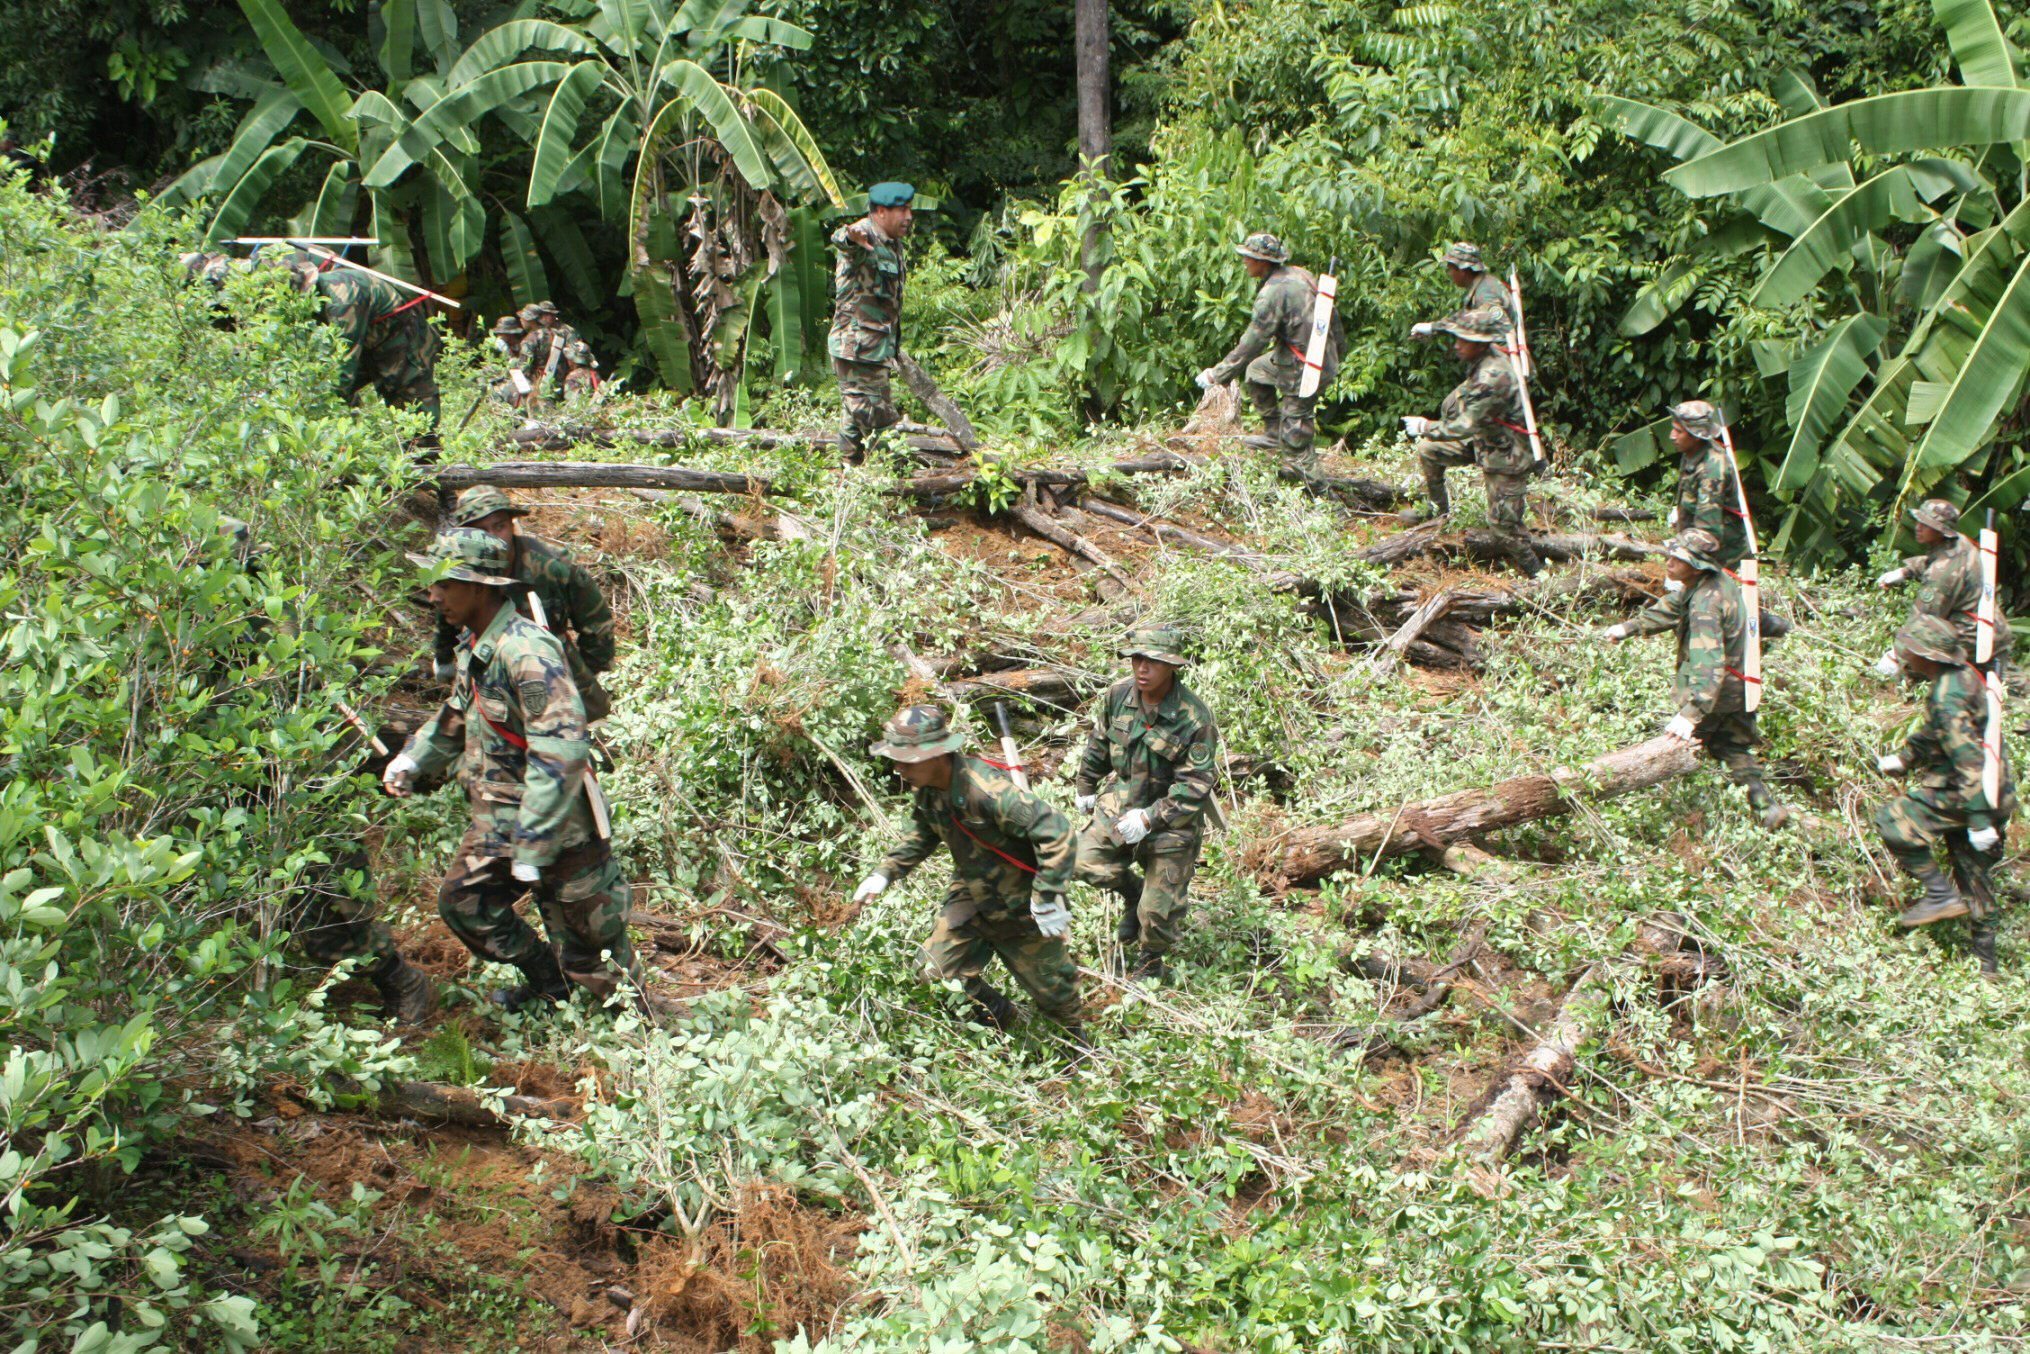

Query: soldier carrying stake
left=1196, top=232, right=1344, bottom=492
left=1409, top=241, right=1514, bottom=337
left=384, top=529, right=636, bottom=1013
left=1603, top=528, right=1789, bottom=829
left=1072, top=624, right=1221, bottom=984
left=1664, top=401, right=1751, bottom=568
left=282, top=251, right=442, bottom=423
left=1874, top=499, right=2014, bottom=681
left=829, top=182, right=919, bottom=464
left=853, top=706, right=1089, bottom=1060
left=1873, top=615, right=2015, bottom=974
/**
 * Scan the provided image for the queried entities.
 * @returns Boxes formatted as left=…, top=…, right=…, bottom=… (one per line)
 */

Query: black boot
left=1744, top=778, right=1790, bottom=830
left=1115, top=879, right=1144, bottom=944
left=1971, top=921, right=2000, bottom=977
left=967, top=988, right=1021, bottom=1031
left=1132, top=951, right=1170, bottom=984
left=1897, top=867, right=1970, bottom=928
left=489, top=947, right=570, bottom=1013
left=1509, top=535, right=1545, bottom=578
left=369, top=953, right=436, bottom=1025
left=838, top=426, right=865, bottom=465
left=1056, top=1020, right=1095, bottom=1072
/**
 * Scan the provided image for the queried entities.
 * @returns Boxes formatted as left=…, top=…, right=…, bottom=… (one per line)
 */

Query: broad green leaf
left=1901, top=220, right=1966, bottom=311
left=237, top=0, right=357, bottom=155
left=644, top=61, right=771, bottom=188
left=157, top=152, right=227, bottom=209
left=1905, top=380, right=1951, bottom=425
left=633, top=263, right=695, bottom=390
left=416, top=0, right=459, bottom=70
left=369, top=189, right=419, bottom=281
left=305, top=160, right=359, bottom=237
left=593, top=108, right=639, bottom=221
left=379, top=0, right=416, bottom=87
left=527, top=61, right=608, bottom=207
left=1776, top=312, right=1889, bottom=490
left=722, top=15, right=813, bottom=50
left=531, top=207, right=601, bottom=302
left=1899, top=253, right=2030, bottom=506
left=1667, top=89, right=2030, bottom=197
left=498, top=211, right=549, bottom=305
left=209, top=138, right=315, bottom=243
left=747, top=89, right=844, bottom=207
left=1771, top=68, right=1828, bottom=116
left=674, top=0, right=748, bottom=43
left=1609, top=416, right=1673, bottom=472
left=1933, top=0, right=2019, bottom=89
left=363, top=61, right=578, bottom=186
left=446, top=20, right=600, bottom=87
left=1618, top=260, right=1696, bottom=338
left=1595, top=94, right=1718, bottom=161
left=171, top=86, right=302, bottom=211
left=1751, top=167, right=1941, bottom=307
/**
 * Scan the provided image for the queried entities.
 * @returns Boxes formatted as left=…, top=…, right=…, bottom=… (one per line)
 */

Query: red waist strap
left=376, top=293, right=431, bottom=322
left=475, top=704, right=529, bottom=750
left=1286, top=340, right=1325, bottom=373
left=947, top=812, right=1039, bottom=876
left=1495, top=418, right=1531, bottom=436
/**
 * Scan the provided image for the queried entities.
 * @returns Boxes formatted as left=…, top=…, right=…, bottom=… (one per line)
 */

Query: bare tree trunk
left=1075, top=0, right=1112, bottom=295
left=1449, top=965, right=1613, bottom=1163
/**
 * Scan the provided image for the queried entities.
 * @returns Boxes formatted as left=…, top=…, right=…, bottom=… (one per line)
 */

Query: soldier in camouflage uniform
left=1603, top=528, right=1789, bottom=828
left=1873, top=615, right=2015, bottom=973
left=1195, top=232, right=1344, bottom=488
left=1873, top=499, right=2014, bottom=681
left=385, top=529, right=635, bottom=1010
left=854, top=706, right=1087, bottom=1048
left=829, top=181, right=918, bottom=463
left=431, top=485, right=618, bottom=722
left=514, top=301, right=578, bottom=408
left=490, top=314, right=532, bottom=405
left=1664, top=401, right=1751, bottom=568
left=1409, top=242, right=1513, bottom=338
left=284, top=254, right=441, bottom=421
left=1399, top=307, right=1544, bottom=575
left=1072, top=624, right=1221, bottom=982
left=562, top=340, right=602, bottom=404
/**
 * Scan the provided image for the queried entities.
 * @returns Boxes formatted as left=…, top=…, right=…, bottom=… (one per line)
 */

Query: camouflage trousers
left=1244, top=380, right=1320, bottom=465
left=1415, top=437, right=1528, bottom=534
left=1073, top=821, right=1201, bottom=958
left=833, top=357, right=899, bottom=458
left=353, top=313, right=441, bottom=421
left=1693, top=711, right=1767, bottom=786
left=1875, top=794, right=2008, bottom=922
left=289, top=844, right=397, bottom=969
left=437, top=829, right=635, bottom=997
left=917, top=890, right=1082, bottom=1027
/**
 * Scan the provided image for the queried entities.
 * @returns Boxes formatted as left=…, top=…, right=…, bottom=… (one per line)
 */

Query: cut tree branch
left=436, top=460, right=766, bottom=495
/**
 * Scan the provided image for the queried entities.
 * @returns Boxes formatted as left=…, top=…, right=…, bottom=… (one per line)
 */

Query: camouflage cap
left=1910, top=498, right=1961, bottom=533
left=1437, top=306, right=1511, bottom=344
left=1668, top=400, right=1726, bottom=442
left=1236, top=232, right=1290, bottom=263
left=1441, top=241, right=1485, bottom=271
left=1664, top=527, right=1724, bottom=573
left=515, top=302, right=548, bottom=328
left=1121, top=622, right=1191, bottom=667
left=868, top=181, right=917, bottom=208
left=407, top=527, right=521, bottom=588
left=1894, top=614, right=1967, bottom=665
left=564, top=339, right=595, bottom=366
left=869, top=704, right=965, bottom=762
left=447, top=485, right=529, bottom=526
left=491, top=314, right=525, bottom=336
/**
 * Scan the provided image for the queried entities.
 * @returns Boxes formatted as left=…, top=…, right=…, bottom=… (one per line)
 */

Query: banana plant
left=1602, top=0, right=2030, bottom=560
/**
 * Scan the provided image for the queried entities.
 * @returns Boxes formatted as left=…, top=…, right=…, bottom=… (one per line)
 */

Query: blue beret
left=868, top=181, right=916, bottom=208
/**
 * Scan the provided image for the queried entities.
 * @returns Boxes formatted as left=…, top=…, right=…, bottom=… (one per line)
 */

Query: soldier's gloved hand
left=1665, top=506, right=1680, bottom=530
left=433, top=657, right=456, bottom=682
left=1030, top=891, right=1072, bottom=939
left=1601, top=622, right=1632, bottom=644
left=1876, top=567, right=1908, bottom=589
left=852, top=872, right=888, bottom=905
left=1409, top=322, right=1437, bottom=339
left=1075, top=793, right=1097, bottom=815
left=1877, top=753, right=1905, bottom=774
left=381, top=751, right=417, bottom=798
left=511, top=861, right=541, bottom=883
left=1968, top=825, right=2001, bottom=853
left=1873, top=648, right=1902, bottom=679
left=1114, top=809, right=1151, bottom=844
left=1663, top=714, right=1698, bottom=743
left=1194, top=367, right=1219, bottom=391
left=1400, top=416, right=1430, bottom=438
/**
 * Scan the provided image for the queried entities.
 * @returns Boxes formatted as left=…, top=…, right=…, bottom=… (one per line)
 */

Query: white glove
left=433, top=658, right=456, bottom=682
left=1409, top=322, right=1437, bottom=339
left=511, top=860, right=541, bottom=883
left=1030, top=892, right=1072, bottom=939
left=1075, top=794, right=1097, bottom=814
left=1601, top=622, right=1632, bottom=644
left=1876, top=567, right=1907, bottom=589
left=381, top=751, right=417, bottom=797
left=1877, top=753, right=1904, bottom=774
left=1665, top=506, right=1680, bottom=529
left=853, top=872, right=888, bottom=904
left=1194, top=368, right=1219, bottom=390
left=1873, top=648, right=1901, bottom=679
left=1114, top=809, right=1151, bottom=844
left=1968, top=826, right=2000, bottom=853
left=1400, top=416, right=1430, bottom=438
left=1664, top=714, right=1698, bottom=743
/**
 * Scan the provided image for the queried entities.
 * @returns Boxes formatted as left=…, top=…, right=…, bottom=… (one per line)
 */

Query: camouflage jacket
left=828, top=217, right=906, bottom=365
left=1898, top=535, right=2014, bottom=665
left=519, top=323, right=579, bottom=400
left=878, top=755, right=1077, bottom=914
left=434, top=533, right=616, bottom=690
left=1427, top=272, right=1514, bottom=329
left=1897, top=662, right=2015, bottom=825
left=1431, top=350, right=1531, bottom=474
left=1674, top=440, right=1751, bottom=568
left=407, top=602, right=596, bottom=867
left=1209, top=265, right=1342, bottom=393
left=1629, top=570, right=1748, bottom=720
left=1075, top=678, right=1220, bottom=847
left=316, top=268, right=418, bottom=397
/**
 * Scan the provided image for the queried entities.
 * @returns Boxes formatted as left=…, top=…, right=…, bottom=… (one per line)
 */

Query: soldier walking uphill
left=384, top=529, right=636, bottom=1011
left=1873, top=615, right=2015, bottom=974
left=829, top=182, right=919, bottom=463
left=1663, top=401, right=1751, bottom=568
left=1408, top=242, right=1514, bottom=339
left=1398, top=307, right=1544, bottom=576
left=1072, top=625, right=1221, bottom=983
left=1873, top=499, right=2014, bottom=682
left=1602, top=528, right=1790, bottom=829
left=431, top=485, right=618, bottom=723
left=1194, top=232, right=1344, bottom=491
left=852, top=706, right=1089, bottom=1055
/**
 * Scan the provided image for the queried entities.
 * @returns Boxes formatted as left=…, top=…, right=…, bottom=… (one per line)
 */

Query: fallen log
left=1267, top=735, right=1701, bottom=888
left=437, top=460, right=766, bottom=496
left=1011, top=491, right=1130, bottom=592
left=382, top=1079, right=576, bottom=1127
left=938, top=666, right=1102, bottom=705
left=507, top=422, right=963, bottom=455
left=1373, top=591, right=1457, bottom=676
left=1351, top=526, right=1661, bottom=570
left=1450, top=963, right=1614, bottom=1163
left=897, top=353, right=979, bottom=453
left=1077, top=497, right=1262, bottom=563
left=889, top=452, right=1201, bottom=503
